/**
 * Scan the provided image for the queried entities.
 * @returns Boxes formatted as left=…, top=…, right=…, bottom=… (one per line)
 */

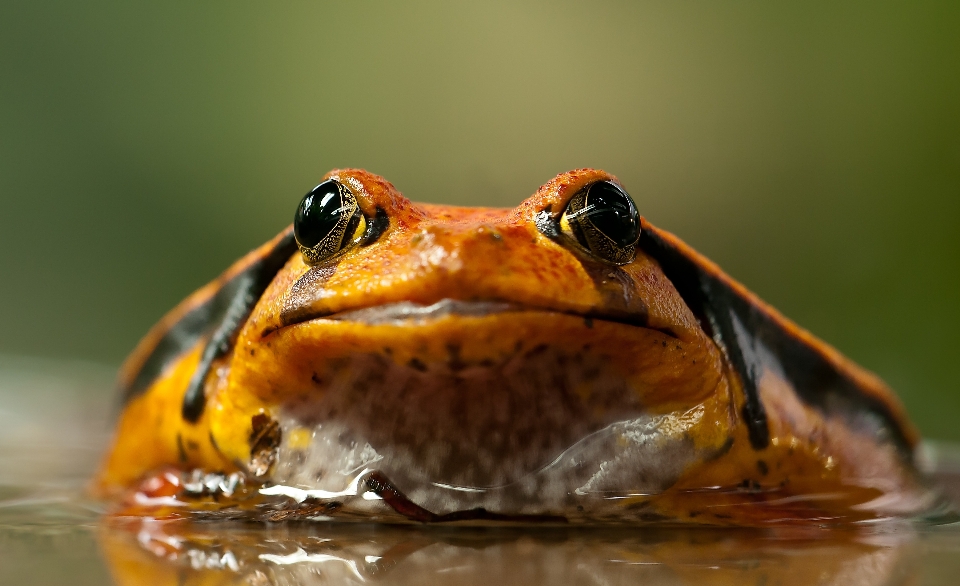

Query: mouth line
left=269, top=298, right=677, bottom=339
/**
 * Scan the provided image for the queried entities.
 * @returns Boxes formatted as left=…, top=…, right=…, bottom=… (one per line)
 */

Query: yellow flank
left=96, top=344, right=237, bottom=494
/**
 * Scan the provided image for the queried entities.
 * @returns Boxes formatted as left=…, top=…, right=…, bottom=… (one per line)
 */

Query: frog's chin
left=263, top=403, right=713, bottom=523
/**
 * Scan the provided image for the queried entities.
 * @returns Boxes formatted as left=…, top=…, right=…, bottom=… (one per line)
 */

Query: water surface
left=2, top=356, right=959, bottom=585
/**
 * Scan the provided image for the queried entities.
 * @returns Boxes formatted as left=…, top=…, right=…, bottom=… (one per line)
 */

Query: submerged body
left=95, top=169, right=930, bottom=524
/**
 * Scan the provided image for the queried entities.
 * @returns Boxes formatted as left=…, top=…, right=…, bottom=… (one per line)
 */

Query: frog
left=94, top=168, right=933, bottom=525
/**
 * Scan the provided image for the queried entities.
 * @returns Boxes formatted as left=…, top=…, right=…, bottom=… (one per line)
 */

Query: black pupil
left=582, top=181, right=640, bottom=247
left=294, top=180, right=348, bottom=249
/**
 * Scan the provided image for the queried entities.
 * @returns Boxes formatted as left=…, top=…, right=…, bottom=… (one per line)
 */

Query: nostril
left=475, top=225, right=503, bottom=242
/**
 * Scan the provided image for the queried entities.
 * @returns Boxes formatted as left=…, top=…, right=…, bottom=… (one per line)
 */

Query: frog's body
left=95, top=169, right=930, bottom=524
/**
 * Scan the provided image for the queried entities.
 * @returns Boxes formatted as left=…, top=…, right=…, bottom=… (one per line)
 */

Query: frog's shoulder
left=117, top=227, right=297, bottom=408
left=638, top=219, right=919, bottom=453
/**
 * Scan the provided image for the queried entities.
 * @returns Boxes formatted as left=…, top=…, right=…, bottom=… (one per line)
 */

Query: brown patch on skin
left=580, top=264, right=649, bottom=325
left=248, top=413, right=281, bottom=477
left=208, top=431, right=220, bottom=453
left=279, top=264, right=339, bottom=328
left=176, top=434, right=187, bottom=463
left=446, top=343, right=466, bottom=371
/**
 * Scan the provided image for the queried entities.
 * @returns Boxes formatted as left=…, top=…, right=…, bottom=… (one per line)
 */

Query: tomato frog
left=94, top=169, right=935, bottom=525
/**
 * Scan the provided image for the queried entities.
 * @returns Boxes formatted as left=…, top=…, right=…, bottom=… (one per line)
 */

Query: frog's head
left=98, top=168, right=923, bottom=524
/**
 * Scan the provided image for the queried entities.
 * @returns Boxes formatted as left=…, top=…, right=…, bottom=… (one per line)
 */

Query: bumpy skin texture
left=95, top=169, right=928, bottom=525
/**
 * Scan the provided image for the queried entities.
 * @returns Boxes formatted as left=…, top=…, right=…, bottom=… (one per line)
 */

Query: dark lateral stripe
left=638, top=223, right=913, bottom=454
left=119, top=275, right=248, bottom=407
left=181, top=228, right=298, bottom=422
left=118, top=228, right=297, bottom=411
left=638, top=227, right=770, bottom=449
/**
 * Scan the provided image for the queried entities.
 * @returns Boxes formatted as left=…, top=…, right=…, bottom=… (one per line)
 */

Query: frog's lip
left=326, top=299, right=531, bottom=324
left=275, top=298, right=677, bottom=338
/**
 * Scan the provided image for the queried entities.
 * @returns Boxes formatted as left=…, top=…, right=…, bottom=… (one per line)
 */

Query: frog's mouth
left=248, top=297, right=724, bottom=523
left=276, top=297, right=671, bottom=334
left=320, top=299, right=527, bottom=324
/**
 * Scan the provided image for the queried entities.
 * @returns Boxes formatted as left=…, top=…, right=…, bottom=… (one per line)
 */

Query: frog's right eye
left=559, top=180, right=641, bottom=265
left=294, top=179, right=367, bottom=264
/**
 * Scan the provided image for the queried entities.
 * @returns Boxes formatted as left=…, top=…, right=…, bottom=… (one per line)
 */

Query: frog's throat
left=209, top=305, right=733, bottom=522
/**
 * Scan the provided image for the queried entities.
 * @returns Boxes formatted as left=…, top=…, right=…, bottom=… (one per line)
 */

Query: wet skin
left=95, top=169, right=931, bottom=525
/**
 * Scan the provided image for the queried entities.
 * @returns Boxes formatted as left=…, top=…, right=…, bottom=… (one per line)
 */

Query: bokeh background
left=1, top=2, right=957, bottom=439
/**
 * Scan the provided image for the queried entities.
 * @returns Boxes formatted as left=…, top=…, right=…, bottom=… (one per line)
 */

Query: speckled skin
left=95, top=169, right=929, bottom=525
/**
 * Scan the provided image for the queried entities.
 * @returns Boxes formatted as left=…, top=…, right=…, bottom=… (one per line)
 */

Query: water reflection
left=97, top=519, right=959, bottom=586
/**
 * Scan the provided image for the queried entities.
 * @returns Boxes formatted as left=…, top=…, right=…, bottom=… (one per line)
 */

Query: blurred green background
left=0, top=2, right=957, bottom=439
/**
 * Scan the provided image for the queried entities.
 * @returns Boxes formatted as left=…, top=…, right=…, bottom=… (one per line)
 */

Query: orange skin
left=95, top=169, right=929, bottom=525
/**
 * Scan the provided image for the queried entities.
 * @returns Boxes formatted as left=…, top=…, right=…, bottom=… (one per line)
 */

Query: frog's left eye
left=560, top=180, right=641, bottom=264
left=294, top=179, right=367, bottom=264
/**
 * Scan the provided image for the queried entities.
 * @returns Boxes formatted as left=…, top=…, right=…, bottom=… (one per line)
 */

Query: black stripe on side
left=181, top=229, right=298, bottom=422
left=116, top=228, right=298, bottom=415
left=120, top=274, right=249, bottom=407
left=639, top=228, right=913, bottom=455
left=638, top=229, right=770, bottom=449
